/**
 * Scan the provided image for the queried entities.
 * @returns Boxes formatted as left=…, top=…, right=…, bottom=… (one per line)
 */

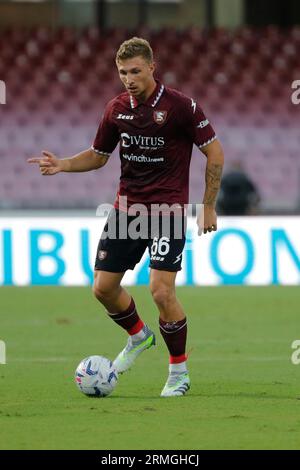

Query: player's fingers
left=212, top=224, right=217, bottom=231
left=27, top=158, right=42, bottom=164
left=42, top=150, right=56, bottom=160
left=28, top=157, right=51, bottom=167
left=204, top=226, right=217, bottom=234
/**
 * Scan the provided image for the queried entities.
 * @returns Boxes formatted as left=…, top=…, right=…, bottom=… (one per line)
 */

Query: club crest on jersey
left=153, top=110, right=167, bottom=124
left=98, top=250, right=107, bottom=260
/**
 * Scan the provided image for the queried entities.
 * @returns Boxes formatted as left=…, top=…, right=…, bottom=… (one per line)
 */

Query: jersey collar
left=129, top=80, right=165, bottom=109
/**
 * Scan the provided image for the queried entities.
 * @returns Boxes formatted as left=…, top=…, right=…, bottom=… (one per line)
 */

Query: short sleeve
left=92, top=101, right=119, bottom=157
left=180, top=96, right=217, bottom=149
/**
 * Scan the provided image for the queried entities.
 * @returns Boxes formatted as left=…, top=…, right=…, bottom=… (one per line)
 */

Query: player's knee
left=150, top=284, right=174, bottom=308
left=93, top=282, right=114, bottom=302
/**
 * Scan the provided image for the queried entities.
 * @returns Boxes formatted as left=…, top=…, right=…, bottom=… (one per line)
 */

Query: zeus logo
left=191, top=98, right=196, bottom=114
left=0, top=80, right=6, bottom=104
left=173, top=254, right=182, bottom=264
left=117, top=113, right=134, bottom=120
left=0, top=340, right=6, bottom=364
left=120, top=133, right=165, bottom=148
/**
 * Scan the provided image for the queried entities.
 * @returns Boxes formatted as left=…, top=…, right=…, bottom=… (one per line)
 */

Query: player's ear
left=149, top=61, right=156, bottom=74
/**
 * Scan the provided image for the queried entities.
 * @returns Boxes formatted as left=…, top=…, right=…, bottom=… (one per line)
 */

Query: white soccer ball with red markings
left=75, top=355, right=118, bottom=397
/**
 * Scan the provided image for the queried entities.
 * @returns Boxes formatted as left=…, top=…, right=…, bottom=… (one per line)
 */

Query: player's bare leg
left=93, top=270, right=129, bottom=312
left=150, top=269, right=190, bottom=397
left=93, top=270, right=155, bottom=373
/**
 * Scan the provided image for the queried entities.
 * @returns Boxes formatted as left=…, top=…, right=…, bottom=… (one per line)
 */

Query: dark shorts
left=94, top=208, right=186, bottom=273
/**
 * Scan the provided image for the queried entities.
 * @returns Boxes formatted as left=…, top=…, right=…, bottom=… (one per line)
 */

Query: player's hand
left=27, top=151, right=62, bottom=175
left=197, top=204, right=217, bottom=236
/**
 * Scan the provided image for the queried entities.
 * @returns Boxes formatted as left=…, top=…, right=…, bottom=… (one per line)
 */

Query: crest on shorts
left=153, top=110, right=167, bottom=124
left=98, top=250, right=107, bottom=260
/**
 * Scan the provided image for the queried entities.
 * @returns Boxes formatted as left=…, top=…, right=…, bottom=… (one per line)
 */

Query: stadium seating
left=0, top=26, right=299, bottom=211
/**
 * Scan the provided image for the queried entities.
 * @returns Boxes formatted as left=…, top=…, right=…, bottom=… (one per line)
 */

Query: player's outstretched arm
left=198, top=139, right=224, bottom=235
left=27, top=148, right=109, bottom=175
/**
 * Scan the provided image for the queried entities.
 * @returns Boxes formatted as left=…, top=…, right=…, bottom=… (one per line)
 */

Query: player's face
left=116, top=56, right=155, bottom=100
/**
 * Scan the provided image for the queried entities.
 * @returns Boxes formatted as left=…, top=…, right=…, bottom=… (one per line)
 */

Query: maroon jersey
left=92, top=80, right=216, bottom=210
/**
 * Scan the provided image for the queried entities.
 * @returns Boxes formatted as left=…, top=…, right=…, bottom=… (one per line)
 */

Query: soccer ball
left=75, top=355, right=118, bottom=397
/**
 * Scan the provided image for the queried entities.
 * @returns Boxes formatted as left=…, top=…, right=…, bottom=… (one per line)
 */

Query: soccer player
left=28, top=37, right=224, bottom=397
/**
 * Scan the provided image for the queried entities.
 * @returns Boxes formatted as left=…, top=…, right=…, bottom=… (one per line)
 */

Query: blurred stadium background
left=1, top=0, right=300, bottom=452
left=0, top=0, right=299, bottom=212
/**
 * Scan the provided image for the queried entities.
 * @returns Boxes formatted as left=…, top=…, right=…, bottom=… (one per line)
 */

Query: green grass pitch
left=0, top=285, right=300, bottom=450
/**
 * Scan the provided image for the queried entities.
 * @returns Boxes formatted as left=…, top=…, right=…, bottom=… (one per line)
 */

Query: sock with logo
left=159, top=317, right=187, bottom=370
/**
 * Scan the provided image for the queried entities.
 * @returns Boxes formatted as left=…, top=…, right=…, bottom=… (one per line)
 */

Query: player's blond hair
left=116, top=37, right=153, bottom=64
